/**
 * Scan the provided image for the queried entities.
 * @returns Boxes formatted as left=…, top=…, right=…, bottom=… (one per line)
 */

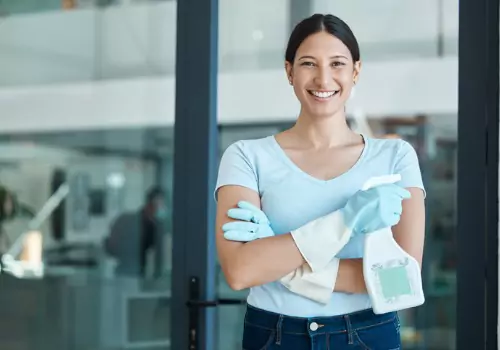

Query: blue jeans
left=242, top=305, right=401, bottom=350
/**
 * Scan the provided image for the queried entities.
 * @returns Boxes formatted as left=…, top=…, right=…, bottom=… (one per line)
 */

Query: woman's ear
left=353, top=60, right=362, bottom=84
left=285, top=61, right=293, bottom=85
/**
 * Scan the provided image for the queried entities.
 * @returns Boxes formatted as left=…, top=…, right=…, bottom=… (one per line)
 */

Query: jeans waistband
left=244, top=304, right=397, bottom=336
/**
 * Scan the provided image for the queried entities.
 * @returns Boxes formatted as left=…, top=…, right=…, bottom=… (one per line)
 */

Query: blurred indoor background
left=0, top=1, right=458, bottom=349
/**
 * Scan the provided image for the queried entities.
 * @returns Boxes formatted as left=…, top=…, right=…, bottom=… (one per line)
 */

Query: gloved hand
left=341, top=183, right=411, bottom=235
left=222, top=201, right=274, bottom=241
left=223, top=201, right=339, bottom=303
left=222, top=183, right=411, bottom=270
left=223, top=183, right=410, bottom=242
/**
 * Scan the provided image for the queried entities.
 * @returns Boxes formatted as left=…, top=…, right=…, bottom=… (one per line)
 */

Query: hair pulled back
left=285, top=14, right=360, bottom=63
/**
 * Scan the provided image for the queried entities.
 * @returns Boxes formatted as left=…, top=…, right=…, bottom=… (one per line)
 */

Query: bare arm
left=333, top=187, right=426, bottom=294
left=216, top=185, right=305, bottom=290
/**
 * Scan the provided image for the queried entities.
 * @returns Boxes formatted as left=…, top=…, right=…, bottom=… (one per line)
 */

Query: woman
left=215, top=13, right=425, bottom=350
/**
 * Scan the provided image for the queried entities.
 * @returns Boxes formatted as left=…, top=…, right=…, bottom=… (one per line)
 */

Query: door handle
left=187, top=276, right=246, bottom=350
left=186, top=298, right=246, bottom=307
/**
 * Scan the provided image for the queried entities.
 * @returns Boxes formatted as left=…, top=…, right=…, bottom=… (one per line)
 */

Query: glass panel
left=216, top=125, right=289, bottom=350
left=312, top=0, right=458, bottom=60
left=0, top=1, right=176, bottom=86
left=217, top=305, right=247, bottom=350
left=217, top=2, right=458, bottom=350
left=0, top=0, right=174, bottom=16
left=0, top=127, right=175, bottom=349
left=0, top=0, right=62, bottom=15
left=0, top=0, right=458, bottom=87
left=218, top=0, right=458, bottom=76
left=218, top=0, right=289, bottom=72
left=364, top=115, right=457, bottom=349
left=0, top=0, right=176, bottom=344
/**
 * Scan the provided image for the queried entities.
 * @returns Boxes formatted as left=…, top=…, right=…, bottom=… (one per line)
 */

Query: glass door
left=213, top=1, right=461, bottom=349
left=215, top=124, right=290, bottom=350
left=0, top=1, right=178, bottom=348
left=0, top=128, right=175, bottom=350
left=174, top=0, right=497, bottom=349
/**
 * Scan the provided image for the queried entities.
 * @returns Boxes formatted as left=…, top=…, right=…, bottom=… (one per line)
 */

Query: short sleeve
left=394, top=141, right=426, bottom=197
left=214, top=141, right=259, bottom=201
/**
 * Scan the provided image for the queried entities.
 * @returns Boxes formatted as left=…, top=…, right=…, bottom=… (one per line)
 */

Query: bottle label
left=371, top=258, right=413, bottom=301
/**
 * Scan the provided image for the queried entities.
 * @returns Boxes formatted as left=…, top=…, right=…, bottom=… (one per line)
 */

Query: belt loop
left=343, top=315, right=354, bottom=345
left=275, top=314, right=284, bottom=345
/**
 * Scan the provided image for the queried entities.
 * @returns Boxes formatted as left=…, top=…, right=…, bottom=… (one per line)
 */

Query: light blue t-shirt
left=215, top=134, right=425, bottom=317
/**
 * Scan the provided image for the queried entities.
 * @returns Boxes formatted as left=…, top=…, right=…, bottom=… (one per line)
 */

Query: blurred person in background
left=105, top=186, right=168, bottom=278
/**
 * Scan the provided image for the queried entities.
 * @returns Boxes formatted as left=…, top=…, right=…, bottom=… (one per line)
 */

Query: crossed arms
left=215, top=185, right=425, bottom=295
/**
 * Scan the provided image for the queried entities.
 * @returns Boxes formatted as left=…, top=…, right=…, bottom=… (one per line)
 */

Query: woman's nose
left=314, top=66, right=330, bottom=87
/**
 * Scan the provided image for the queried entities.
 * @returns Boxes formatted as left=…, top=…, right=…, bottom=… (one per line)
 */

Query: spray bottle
left=362, top=174, right=425, bottom=314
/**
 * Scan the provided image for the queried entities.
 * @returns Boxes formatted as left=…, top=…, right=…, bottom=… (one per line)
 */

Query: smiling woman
left=285, top=15, right=361, bottom=119
left=215, top=13, right=426, bottom=350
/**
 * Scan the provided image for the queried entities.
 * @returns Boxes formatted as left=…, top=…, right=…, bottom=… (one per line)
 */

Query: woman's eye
left=332, top=61, right=345, bottom=67
left=301, top=62, right=315, bottom=67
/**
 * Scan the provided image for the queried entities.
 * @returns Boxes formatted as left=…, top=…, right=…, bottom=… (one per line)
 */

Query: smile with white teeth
left=309, top=90, right=338, bottom=99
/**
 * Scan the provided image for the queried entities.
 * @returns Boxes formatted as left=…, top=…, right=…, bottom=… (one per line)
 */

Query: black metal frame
left=171, top=0, right=219, bottom=349
left=171, top=0, right=500, bottom=348
left=457, top=0, right=499, bottom=349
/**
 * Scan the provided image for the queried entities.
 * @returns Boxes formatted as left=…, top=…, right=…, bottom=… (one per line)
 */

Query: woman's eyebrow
left=297, top=54, right=348, bottom=60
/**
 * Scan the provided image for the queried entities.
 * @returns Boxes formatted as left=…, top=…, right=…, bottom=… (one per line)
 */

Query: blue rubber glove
left=342, top=183, right=411, bottom=235
left=222, top=201, right=274, bottom=241
left=223, top=183, right=410, bottom=242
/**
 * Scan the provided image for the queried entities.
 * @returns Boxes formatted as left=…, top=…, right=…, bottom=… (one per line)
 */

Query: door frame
left=457, top=0, right=499, bottom=349
left=170, top=0, right=500, bottom=349
left=170, top=0, right=219, bottom=349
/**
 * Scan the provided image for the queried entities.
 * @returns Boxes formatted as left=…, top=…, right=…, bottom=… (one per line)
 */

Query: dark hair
left=285, top=14, right=360, bottom=63
left=146, top=186, right=165, bottom=203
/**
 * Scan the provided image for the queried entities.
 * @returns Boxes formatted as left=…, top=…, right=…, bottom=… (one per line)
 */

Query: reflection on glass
left=217, top=304, right=247, bottom=350
left=0, top=0, right=178, bottom=346
left=0, top=134, right=174, bottom=349
left=364, top=114, right=457, bottom=349
left=0, top=0, right=172, bottom=16
left=217, top=0, right=458, bottom=75
left=0, top=0, right=177, bottom=86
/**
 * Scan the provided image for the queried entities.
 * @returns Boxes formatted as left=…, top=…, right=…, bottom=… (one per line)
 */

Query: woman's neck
left=288, top=109, right=358, bottom=149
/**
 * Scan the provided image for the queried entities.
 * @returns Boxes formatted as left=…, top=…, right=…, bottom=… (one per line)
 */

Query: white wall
left=0, top=0, right=458, bottom=86
left=0, top=56, right=458, bottom=133
left=0, top=0, right=459, bottom=133
left=313, top=0, right=458, bottom=57
left=0, top=0, right=460, bottom=132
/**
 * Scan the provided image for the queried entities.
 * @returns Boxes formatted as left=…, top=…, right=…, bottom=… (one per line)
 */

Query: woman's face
left=286, top=31, right=361, bottom=119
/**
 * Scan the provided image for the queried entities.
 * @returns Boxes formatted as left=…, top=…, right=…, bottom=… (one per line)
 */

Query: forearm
left=224, top=211, right=352, bottom=290
left=217, top=187, right=353, bottom=291
left=222, top=233, right=305, bottom=290
left=334, top=258, right=366, bottom=294
left=280, top=257, right=366, bottom=303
